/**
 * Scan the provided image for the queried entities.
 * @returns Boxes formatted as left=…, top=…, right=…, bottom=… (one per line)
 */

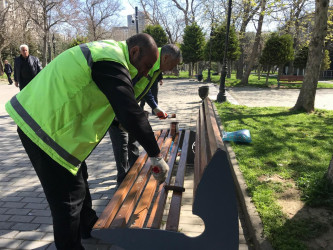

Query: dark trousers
left=139, top=83, right=158, bottom=112
left=18, top=128, right=97, bottom=250
left=108, top=125, right=139, bottom=184
left=5, top=72, right=13, bottom=84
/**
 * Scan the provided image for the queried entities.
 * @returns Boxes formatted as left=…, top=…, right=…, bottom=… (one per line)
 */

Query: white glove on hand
left=153, top=107, right=168, bottom=119
left=150, top=157, right=169, bottom=183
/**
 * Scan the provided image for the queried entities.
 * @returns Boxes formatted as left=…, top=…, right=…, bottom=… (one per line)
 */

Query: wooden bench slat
left=93, top=130, right=163, bottom=229
left=128, top=134, right=174, bottom=228
left=203, top=98, right=217, bottom=161
left=165, top=130, right=191, bottom=231
left=207, top=98, right=223, bottom=150
left=146, top=131, right=183, bottom=229
left=194, top=112, right=201, bottom=196
left=109, top=130, right=168, bottom=228
left=199, top=104, right=208, bottom=187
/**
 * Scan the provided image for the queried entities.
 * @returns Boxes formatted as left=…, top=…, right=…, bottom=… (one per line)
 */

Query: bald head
left=127, top=33, right=159, bottom=77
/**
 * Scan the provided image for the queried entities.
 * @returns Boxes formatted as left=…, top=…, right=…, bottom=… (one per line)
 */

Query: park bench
left=278, top=75, right=304, bottom=88
left=92, top=97, right=239, bottom=249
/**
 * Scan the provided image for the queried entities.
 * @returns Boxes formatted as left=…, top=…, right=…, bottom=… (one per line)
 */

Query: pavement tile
left=8, top=215, right=35, bottom=223
left=14, top=231, right=45, bottom=240
left=11, top=223, right=40, bottom=231
left=17, top=240, right=50, bottom=249
left=0, top=238, right=23, bottom=249
left=4, top=208, right=31, bottom=215
left=31, top=217, right=52, bottom=224
left=0, top=230, right=19, bottom=239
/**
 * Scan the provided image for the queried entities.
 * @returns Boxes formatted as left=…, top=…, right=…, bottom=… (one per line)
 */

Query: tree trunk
left=236, top=52, right=244, bottom=79
left=258, top=64, right=261, bottom=80
left=240, top=0, right=266, bottom=85
left=292, top=0, right=329, bottom=113
left=265, top=67, right=270, bottom=85
left=236, top=1, right=260, bottom=80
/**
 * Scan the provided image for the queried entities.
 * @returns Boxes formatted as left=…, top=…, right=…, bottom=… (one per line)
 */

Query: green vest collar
left=118, top=41, right=138, bottom=79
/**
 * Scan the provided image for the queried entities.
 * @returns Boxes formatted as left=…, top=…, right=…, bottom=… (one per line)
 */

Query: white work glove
left=153, top=107, right=168, bottom=119
left=150, top=157, right=169, bottom=183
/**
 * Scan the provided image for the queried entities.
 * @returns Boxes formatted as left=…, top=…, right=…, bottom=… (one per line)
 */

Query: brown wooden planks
left=199, top=104, right=208, bottom=185
left=194, top=111, right=201, bottom=196
left=147, top=131, right=182, bottom=229
left=93, top=130, right=162, bottom=229
left=206, top=98, right=223, bottom=150
left=166, top=130, right=191, bottom=231
left=203, top=98, right=217, bottom=161
left=109, top=130, right=168, bottom=228
left=129, top=134, right=174, bottom=228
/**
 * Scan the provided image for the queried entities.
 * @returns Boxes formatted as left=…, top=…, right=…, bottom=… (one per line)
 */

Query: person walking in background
left=14, top=44, right=42, bottom=90
left=6, top=34, right=170, bottom=249
left=3, top=60, right=13, bottom=85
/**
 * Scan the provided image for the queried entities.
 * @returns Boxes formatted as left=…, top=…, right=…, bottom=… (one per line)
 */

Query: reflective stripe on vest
left=79, top=44, right=93, bottom=68
left=10, top=96, right=81, bottom=167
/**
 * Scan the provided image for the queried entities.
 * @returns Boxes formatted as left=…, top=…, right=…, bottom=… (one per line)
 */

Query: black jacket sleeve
left=91, top=61, right=160, bottom=157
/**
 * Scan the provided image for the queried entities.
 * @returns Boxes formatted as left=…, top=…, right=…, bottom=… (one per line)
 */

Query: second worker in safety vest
left=5, top=33, right=169, bottom=249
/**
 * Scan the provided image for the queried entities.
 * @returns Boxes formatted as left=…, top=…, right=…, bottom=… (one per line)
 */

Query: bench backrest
left=194, top=97, right=224, bottom=194
left=279, top=75, right=304, bottom=81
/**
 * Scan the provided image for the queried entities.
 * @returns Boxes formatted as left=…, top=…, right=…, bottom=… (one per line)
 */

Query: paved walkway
left=0, top=80, right=249, bottom=249
left=1, top=80, right=332, bottom=249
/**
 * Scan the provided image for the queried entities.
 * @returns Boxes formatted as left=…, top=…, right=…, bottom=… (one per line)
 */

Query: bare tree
left=170, top=0, right=199, bottom=26
left=78, top=0, right=123, bottom=41
left=136, top=0, right=184, bottom=43
left=234, top=0, right=261, bottom=79
left=16, top=0, right=78, bottom=66
left=240, top=0, right=267, bottom=85
left=292, top=0, right=329, bottom=112
left=0, top=1, right=22, bottom=74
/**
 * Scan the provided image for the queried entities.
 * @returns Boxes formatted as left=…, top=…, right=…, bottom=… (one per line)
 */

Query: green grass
left=215, top=102, right=333, bottom=249
left=164, top=71, right=333, bottom=88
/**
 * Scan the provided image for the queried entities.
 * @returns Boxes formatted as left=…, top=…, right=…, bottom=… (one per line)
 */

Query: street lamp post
left=216, top=0, right=232, bottom=102
left=135, top=7, right=139, bottom=34
left=207, top=29, right=213, bottom=82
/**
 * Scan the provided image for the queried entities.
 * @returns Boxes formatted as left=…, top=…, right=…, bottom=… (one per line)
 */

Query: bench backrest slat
left=194, top=112, right=201, bottom=201
left=128, top=134, right=174, bottom=228
left=109, top=130, right=169, bottom=228
left=194, top=105, right=209, bottom=194
left=207, top=98, right=224, bottom=150
left=166, top=130, right=191, bottom=231
left=146, top=132, right=183, bottom=229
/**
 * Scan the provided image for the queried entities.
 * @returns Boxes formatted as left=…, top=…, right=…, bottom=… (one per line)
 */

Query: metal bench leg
left=92, top=149, right=239, bottom=250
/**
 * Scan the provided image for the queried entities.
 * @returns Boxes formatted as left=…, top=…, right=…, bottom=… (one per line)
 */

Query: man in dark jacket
left=14, top=44, right=42, bottom=90
left=3, top=60, right=13, bottom=85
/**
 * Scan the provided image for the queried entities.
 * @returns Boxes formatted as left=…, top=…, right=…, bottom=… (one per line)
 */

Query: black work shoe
left=81, top=216, right=98, bottom=239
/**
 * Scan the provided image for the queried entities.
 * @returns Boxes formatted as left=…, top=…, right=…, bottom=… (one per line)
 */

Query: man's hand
left=153, top=107, right=168, bottom=119
left=150, top=157, right=169, bottom=183
left=15, top=82, right=19, bottom=88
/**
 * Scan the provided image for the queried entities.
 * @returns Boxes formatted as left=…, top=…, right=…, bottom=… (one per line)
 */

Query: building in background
left=111, top=10, right=147, bottom=41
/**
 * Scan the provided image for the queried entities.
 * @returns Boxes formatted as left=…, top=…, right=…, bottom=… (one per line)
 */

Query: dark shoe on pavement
left=81, top=216, right=98, bottom=239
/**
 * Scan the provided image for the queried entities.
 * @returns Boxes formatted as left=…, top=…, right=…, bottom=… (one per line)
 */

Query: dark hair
left=161, top=44, right=181, bottom=61
left=126, top=33, right=157, bottom=59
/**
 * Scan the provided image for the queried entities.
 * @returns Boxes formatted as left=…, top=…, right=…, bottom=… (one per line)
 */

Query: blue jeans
left=108, top=125, right=140, bottom=184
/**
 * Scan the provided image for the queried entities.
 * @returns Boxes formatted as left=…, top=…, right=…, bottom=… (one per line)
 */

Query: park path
left=0, top=80, right=250, bottom=249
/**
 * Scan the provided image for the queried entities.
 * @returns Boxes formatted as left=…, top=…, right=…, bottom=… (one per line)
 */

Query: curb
left=212, top=102, right=274, bottom=250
